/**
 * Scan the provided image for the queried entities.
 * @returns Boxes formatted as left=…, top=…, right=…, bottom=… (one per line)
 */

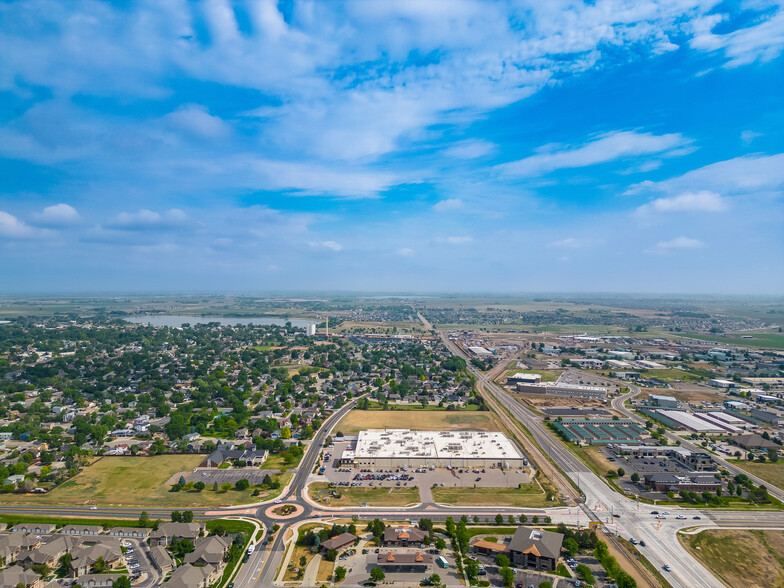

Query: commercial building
left=648, top=395, right=679, bottom=408
left=319, top=533, right=357, bottom=553
left=507, top=526, right=564, bottom=571
left=724, top=400, right=750, bottom=410
left=339, top=429, right=526, bottom=469
left=553, top=419, right=648, bottom=445
left=515, top=382, right=607, bottom=400
left=608, top=444, right=716, bottom=471
left=374, top=551, right=433, bottom=572
left=643, top=473, right=721, bottom=493
left=729, top=434, right=779, bottom=451
left=709, top=379, right=737, bottom=389
left=750, top=409, right=784, bottom=426
left=306, top=323, right=317, bottom=337
left=507, top=373, right=542, bottom=384
left=382, top=527, right=428, bottom=546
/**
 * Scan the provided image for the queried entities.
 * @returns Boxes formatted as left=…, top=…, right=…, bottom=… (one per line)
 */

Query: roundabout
left=265, top=502, right=305, bottom=520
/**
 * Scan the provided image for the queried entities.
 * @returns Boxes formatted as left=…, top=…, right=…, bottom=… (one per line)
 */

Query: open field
left=1, top=455, right=261, bottom=507
left=334, top=409, right=504, bottom=436
left=729, top=461, right=784, bottom=490
left=431, top=484, right=552, bottom=507
left=679, top=332, right=784, bottom=349
left=638, top=387, right=728, bottom=404
left=635, top=368, right=705, bottom=382
left=679, top=529, right=784, bottom=588
left=308, top=482, right=420, bottom=507
left=333, top=320, right=427, bottom=334
left=504, top=368, right=561, bottom=382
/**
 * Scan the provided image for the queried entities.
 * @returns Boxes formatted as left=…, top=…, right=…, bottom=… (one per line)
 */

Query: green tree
left=194, top=481, right=205, bottom=491
left=334, top=566, right=346, bottom=581
left=500, top=566, right=515, bottom=587
left=112, top=576, right=131, bottom=588
left=563, top=537, right=579, bottom=557
left=93, top=556, right=108, bottom=573
left=299, top=555, right=307, bottom=567
left=429, top=573, right=442, bottom=586
left=630, top=472, right=640, bottom=483
left=495, top=513, right=504, bottom=525
left=496, top=554, right=510, bottom=568
left=617, top=467, right=625, bottom=476
left=370, top=567, right=385, bottom=582
left=464, top=558, right=479, bottom=579
left=576, top=563, right=595, bottom=584
left=138, top=511, right=150, bottom=527
left=235, top=478, right=250, bottom=490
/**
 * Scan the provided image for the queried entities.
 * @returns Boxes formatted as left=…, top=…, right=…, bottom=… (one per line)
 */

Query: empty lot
left=334, top=409, right=504, bottom=436
left=3, top=455, right=262, bottom=507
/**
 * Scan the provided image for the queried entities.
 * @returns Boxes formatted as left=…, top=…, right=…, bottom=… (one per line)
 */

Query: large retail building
left=337, top=429, right=526, bottom=468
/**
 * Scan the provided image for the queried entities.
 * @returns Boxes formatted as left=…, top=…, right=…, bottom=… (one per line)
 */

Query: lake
left=125, top=315, right=313, bottom=328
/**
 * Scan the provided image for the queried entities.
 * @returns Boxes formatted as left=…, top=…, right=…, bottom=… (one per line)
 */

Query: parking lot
left=185, top=468, right=279, bottom=485
left=120, top=538, right=157, bottom=586
left=322, top=443, right=531, bottom=489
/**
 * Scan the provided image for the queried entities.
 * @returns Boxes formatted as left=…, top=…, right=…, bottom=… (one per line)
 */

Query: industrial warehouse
left=338, top=429, right=527, bottom=468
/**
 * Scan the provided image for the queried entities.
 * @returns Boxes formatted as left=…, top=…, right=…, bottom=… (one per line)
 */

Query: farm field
left=430, top=484, right=553, bottom=507
left=308, top=482, right=420, bottom=507
left=2, top=455, right=261, bottom=507
left=679, top=529, right=784, bottom=588
left=334, top=409, right=504, bottom=436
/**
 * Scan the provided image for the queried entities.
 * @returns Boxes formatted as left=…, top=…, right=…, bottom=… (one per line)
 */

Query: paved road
left=612, top=384, right=784, bottom=501
left=4, top=331, right=784, bottom=587
left=436, top=330, right=723, bottom=588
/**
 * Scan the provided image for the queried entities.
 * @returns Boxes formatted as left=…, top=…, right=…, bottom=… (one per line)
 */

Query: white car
left=89, top=506, right=98, bottom=510
left=676, top=514, right=686, bottom=519
left=274, top=499, right=282, bottom=504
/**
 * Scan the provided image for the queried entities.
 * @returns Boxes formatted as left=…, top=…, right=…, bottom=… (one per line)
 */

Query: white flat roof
left=351, top=429, right=524, bottom=461
left=468, top=346, right=493, bottom=356
left=658, top=410, right=723, bottom=432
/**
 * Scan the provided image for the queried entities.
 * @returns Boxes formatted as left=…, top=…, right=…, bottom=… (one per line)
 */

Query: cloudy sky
left=1, top=0, right=783, bottom=294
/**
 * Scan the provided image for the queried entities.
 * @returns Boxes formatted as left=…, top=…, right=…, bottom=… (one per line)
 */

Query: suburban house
left=107, top=527, right=150, bottom=539
left=507, top=527, right=564, bottom=571
left=13, top=523, right=56, bottom=535
left=69, top=540, right=123, bottom=577
left=0, top=566, right=41, bottom=588
left=59, top=525, right=103, bottom=536
left=150, top=545, right=175, bottom=575
left=0, top=533, right=41, bottom=566
left=183, top=535, right=231, bottom=569
left=150, top=522, right=205, bottom=547
left=382, top=527, right=428, bottom=546
left=71, top=574, right=118, bottom=588
left=165, top=563, right=219, bottom=588
left=319, top=533, right=356, bottom=553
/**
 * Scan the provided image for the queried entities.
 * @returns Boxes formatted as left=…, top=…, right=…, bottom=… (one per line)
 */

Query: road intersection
left=2, top=328, right=783, bottom=587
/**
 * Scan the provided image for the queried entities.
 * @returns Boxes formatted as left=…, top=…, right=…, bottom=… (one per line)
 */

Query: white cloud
left=690, top=9, right=784, bottom=68
left=108, top=208, right=189, bottom=230
left=741, top=130, right=762, bottom=145
left=311, top=240, right=344, bottom=252
left=432, top=198, right=465, bottom=212
left=164, top=105, right=231, bottom=139
left=34, top=203, right=80, bottom=226
left=443, top=140, right=496, bottom=159
left=0, top=211, right=45, bottom=239
left=636, top=190, right=727, bottom=215
left=648, top=236, right=705, bottom=253
left=496, top=131, right=691, bottom=178
left=627, top=154, right=784, bottom=196
left=444, top=236, right=473, bottom=245
left=396, top=247, right=415, bottom=256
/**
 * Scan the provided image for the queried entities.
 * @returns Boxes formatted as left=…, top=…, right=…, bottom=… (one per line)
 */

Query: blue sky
left=0, top=0, right=783, bottom=294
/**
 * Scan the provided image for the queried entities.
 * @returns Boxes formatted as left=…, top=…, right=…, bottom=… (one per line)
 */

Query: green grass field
left=308, top=482, right=420, bottom=506
left=431, top=484, right=552, bottom=507
left=679, top=529, right=784, bottom=588
left=2, top=455, right=263, bottom=507
left=334, top=409, right=504, bottom=436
